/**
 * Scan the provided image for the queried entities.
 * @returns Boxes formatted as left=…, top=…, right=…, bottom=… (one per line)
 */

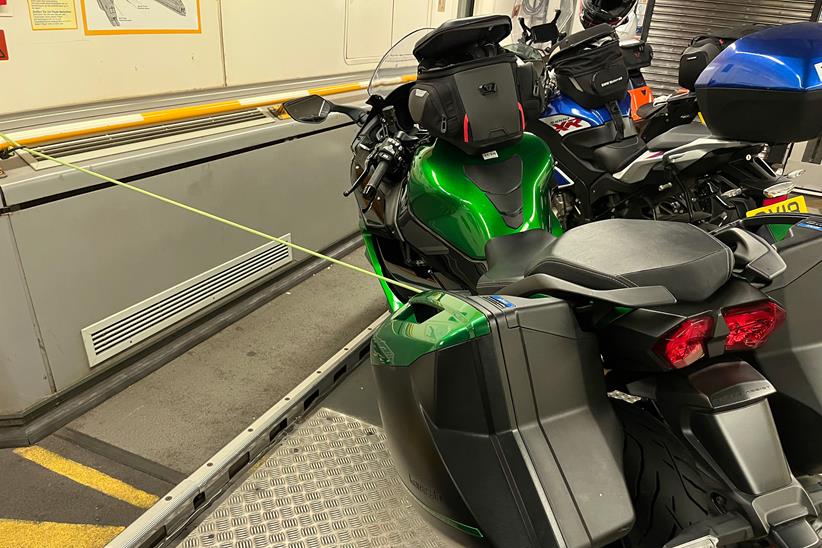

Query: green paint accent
left=407, top=133, right=555, bottom=259
left=361, top=231, right=404, bottom=312
left=596, top=306, right=635, bottom=328
left=371, top=291, right=490, bottom=367
left=768, top=223, right=792, bottom=242
left=410, top=491, right=485, bottom=538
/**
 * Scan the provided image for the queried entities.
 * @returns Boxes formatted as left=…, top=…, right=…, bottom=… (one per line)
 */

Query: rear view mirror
left=283, top=95, right=332, bottom=123
left=531, top=23, right=560, bottom=45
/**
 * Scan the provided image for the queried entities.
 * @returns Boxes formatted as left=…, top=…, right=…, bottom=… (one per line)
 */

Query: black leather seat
left=477, top=230, right=556, bottom=293
left=591, top=135, right=648, bottom=173
left=526, top=219, right=733, bottom=302
left=648, top=122, right=712, bottom=152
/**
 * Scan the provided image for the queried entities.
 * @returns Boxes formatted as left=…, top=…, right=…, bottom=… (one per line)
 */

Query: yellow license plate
left=746, top=195, right=808, bottom=218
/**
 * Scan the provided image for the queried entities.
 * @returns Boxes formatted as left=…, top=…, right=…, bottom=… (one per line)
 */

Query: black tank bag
left=408, top=15, right=525, bottom=155
left=550, top=24, right=630, bottom=134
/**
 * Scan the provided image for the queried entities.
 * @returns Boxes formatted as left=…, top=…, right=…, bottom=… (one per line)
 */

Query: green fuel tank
left=406, top=133, right=559, bottom=260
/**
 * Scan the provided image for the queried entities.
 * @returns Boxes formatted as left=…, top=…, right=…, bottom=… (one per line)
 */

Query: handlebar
left=362, top=159, right=391, bottom=201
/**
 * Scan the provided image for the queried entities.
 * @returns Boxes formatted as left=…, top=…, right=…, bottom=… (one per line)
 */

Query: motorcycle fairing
left=542, top=92, right=632, bottom=128
left=613, top=137, right=763, bottom=184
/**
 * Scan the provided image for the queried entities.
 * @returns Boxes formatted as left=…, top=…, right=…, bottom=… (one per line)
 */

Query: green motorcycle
left=285, top=15, right=822, bottom=548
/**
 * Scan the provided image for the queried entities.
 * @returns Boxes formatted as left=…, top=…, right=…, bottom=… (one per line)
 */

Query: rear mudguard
left=757, top=221, right=822, bottom=474
left=371, top=291, right=633, bottom=547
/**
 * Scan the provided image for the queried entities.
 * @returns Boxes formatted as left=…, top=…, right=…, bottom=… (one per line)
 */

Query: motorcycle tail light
left=654, top=315, right=715, bottom=369
left=763, top=181, right=794, bottom=202
left=723, top=301, right=786, bottom=351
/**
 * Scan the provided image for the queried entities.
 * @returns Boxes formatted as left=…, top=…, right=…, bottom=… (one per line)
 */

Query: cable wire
left=0, top=131, right=423, bottom=295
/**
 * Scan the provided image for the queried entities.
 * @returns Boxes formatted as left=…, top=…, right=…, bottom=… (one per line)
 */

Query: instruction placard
left=0, top=30, right=8, bottom=60
left=80, top=0, right=200, bottom=35
left=28, top=0, right=78, bottom=30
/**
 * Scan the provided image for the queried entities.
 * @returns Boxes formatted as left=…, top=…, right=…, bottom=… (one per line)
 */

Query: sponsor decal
left=541, top=115, right=592, bottom=136
left=600, top=76, right=625, bottom=87
left=816, top=61, right=822, bottom=82
left=798, top=219, right=822, bottom=233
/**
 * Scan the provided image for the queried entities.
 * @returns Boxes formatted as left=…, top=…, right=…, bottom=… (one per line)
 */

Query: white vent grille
left=82, top=236, right=293, bottom=367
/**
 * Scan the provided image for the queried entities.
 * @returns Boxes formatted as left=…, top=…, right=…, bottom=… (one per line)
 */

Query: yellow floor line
left=0, top=519, right=124, bottom=548
left=13, top=446, right=159, bottom=509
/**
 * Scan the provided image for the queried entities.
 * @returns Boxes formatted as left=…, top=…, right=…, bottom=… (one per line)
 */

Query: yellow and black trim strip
left=0, top=75, right=416, bottom=152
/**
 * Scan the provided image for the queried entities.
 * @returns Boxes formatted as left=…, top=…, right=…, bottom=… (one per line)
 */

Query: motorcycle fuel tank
left=696, top=22, right=822, bottom=144
left=407, top=133, right=558, bottom=260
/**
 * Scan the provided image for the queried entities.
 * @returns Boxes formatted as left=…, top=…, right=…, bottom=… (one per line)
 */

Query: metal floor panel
left=181, top=408, right=460, bottom=548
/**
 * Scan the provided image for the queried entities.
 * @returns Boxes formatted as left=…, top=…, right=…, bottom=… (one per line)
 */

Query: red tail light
left=762, top=195, right=787, bottom=206
left=654, top=315, right=715, bottom=369
left=723, top=301, right=786, bottom=351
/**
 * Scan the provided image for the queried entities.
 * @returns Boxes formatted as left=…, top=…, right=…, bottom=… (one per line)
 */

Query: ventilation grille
left=82, top=236, right=292, bottom=367
left=34, top=109, right=267, bottom=160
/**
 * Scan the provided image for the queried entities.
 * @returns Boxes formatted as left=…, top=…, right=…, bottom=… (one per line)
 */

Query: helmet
left=580, top=0, right=636, bottom=29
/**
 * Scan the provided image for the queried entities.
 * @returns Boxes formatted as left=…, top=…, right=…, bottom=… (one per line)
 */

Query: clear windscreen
left=368, top=28, right=433, bottom=98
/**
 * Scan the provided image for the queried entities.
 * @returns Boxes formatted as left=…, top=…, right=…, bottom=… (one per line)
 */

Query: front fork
left=630, top=361, right=822, bottom=548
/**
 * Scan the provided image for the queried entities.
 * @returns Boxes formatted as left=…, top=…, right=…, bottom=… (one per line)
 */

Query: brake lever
left=343, top=166, right=370, bottom=197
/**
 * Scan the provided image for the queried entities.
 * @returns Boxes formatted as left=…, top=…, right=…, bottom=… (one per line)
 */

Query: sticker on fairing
left=489, top=295, right=515, bottom=308
left=482, top=150, right=499, bottom=160
left=815, top=62, right=822, bottom=82
left=798, top=218, right=822, bottom=232
left=540, top=115, right=592, bottom=136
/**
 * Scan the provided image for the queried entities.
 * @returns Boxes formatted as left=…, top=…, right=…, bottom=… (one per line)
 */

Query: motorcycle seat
left=526, top=219, right=733, bottom=302
left=478, top=220, right=733, bottom=302
left=637, top=102, right=666, bottom=120
left=478, top=230, right=556, bottom=292
left=591, top=135, right=647, bottom=173
left=648, top=122, right=712, bottom=152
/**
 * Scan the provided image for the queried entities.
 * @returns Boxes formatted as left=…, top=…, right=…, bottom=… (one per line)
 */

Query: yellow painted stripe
left=0, top=519, right=124, bottom=548
left=0, top=74, right=415, bottom=152
left=13, top=446, right=159, bottom=509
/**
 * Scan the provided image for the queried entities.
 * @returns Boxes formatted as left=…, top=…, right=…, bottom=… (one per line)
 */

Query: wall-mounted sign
left=28, top=0, right=78, bottom=30
left=80, top=0, right=201, bottom=35
left=0, top=30, right=8, bottom=60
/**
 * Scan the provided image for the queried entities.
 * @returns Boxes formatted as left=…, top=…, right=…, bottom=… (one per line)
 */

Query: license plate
left=746, top=195, right=808, bottom=218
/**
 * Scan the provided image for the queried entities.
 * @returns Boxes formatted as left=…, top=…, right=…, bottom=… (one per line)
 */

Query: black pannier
left=679, top=40, right=721, bottom=91
left=679, top=25, right=769, bottom=90
left=408, top=15, right=525, bottom=155
left=549, top=24, right=629, bottom=110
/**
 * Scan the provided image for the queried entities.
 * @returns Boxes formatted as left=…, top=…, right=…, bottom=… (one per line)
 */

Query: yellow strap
left=0, top=131, right=422, bottom=295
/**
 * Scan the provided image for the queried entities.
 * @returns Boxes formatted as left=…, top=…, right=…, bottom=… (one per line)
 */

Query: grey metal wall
left=0, top=117, right=360, bottom=416
left=644, top=0, right=817, bottom=94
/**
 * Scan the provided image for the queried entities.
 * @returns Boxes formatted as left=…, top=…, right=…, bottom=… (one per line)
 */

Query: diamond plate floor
left=181, top=408, right=463, bottom=548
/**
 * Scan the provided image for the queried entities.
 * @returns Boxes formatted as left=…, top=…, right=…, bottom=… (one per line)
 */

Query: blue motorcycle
left=519, top=21, right=816, bottom=230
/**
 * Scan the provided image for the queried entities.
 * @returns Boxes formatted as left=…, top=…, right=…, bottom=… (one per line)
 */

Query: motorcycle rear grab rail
left=497, top=273, right=677, bottom=308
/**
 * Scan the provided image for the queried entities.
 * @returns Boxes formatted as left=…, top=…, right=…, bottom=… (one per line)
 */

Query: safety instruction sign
left=0, top=30, right=8, bottom=61
left=28, top=0, right=78, bottom=30
left=80, top=0, right=200, bottom=35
